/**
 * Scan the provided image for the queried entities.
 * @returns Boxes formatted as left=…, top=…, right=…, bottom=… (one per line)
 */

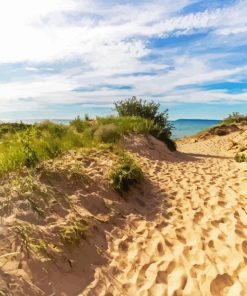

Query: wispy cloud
left=0, top=0, right=246, bottom=117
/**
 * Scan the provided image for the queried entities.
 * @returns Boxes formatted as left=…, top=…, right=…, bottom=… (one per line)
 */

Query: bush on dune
left=114, top=96, right=170, bottom=130
left=114, top=97, right=176, bottom=151
left=221, top=112, right=247, bottom=125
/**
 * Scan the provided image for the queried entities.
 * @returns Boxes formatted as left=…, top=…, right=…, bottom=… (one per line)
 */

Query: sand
left=0, top=133, right=246, bottom=295
left=81, top=135, right=247, bottom=296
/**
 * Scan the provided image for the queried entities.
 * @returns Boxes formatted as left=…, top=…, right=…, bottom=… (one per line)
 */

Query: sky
left=0, top=0, right=247, bottom=120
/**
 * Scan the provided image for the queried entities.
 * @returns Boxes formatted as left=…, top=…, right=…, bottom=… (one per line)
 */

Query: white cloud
left=0, top=55, right=246, bottom=113
left=0, top=0, right=245, bottom=64
left=0, top=0, right=247, bottom=114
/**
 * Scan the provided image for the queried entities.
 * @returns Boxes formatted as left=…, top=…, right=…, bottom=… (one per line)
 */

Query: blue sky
left=0, top=0, right=247, bottom=120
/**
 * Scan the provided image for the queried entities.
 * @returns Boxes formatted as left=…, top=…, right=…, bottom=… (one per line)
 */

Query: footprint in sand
left=210, top=273, right=234, bottom=296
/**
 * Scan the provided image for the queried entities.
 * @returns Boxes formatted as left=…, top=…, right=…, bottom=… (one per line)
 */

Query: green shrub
left=0, top=122, right=30, bottom=138
left=70, top=116, right=91, bottom=133
left=110, top=154, right=144, bottom=194
left=150, top=129, right=177, bottom=151
left=43, top=141, right=62, bottom=158
left=49, top=125, right=67, bottom=138
left=21, top=130, right=39, bottom=168
left=94, top=124, right=121, bottom=143
left=37, top=121, right=67, bottom=138
left=114, top=96, right=171, bottom=131
left=114, top=97, right=176, bottom=151
left=222, top=112, right=247, bottom=125
left=235, top=153, right=247, bottom=163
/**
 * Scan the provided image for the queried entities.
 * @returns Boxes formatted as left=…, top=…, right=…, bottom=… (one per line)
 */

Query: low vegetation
left=0, top=122, right=30, bottom=137
left=114, top=96, right=171, bottom=132
left=110, top=154, right=144, bottom=194
left=234, top=153, right=247, bottom=163
left=14, top=222, right=51, bottom=261
left=221, top=112, right=247, bottom=125
left=114, top=97, right=176, bottom=150
left=0, top=98, right=175, bottom=176
left=59, top=219, right=89, bottom=247
left=194, top=112, right=247, bottom=139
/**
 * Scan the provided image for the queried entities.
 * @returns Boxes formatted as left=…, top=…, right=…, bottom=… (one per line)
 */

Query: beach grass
left=110, top=153, right=144, bottom=194
left=0, top=116, right=164, bottom=176
left=0, top=98, right=175, bottom=176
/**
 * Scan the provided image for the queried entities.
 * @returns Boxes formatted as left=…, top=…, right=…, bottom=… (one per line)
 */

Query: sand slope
left=0, top=134, right=246, bottom=296
left=177, top=125, right=247, bottom=157
left=82, top=135, right=247, bottom=296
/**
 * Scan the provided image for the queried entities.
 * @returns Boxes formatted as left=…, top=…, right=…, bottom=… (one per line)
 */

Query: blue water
left=19, top=118, right=220, bottom=139
left=171, top=119, right=220, bottom=139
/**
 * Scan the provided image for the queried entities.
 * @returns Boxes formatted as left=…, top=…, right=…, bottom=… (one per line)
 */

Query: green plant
left=0, top=108, right=176, bottom=176
left=150, top=129, right=177, bottom=151
left=70, top=116, right=91, bottom=133
left=59, top=219, right=89, bottom=247
left=84, top=114, right=90, bottom=121
left=44, top=141, right=62, bottom=158
left=21, top=130, right=39, bottom=168
left=68, top=163, right=90, bottom=183
left=94, top=124, right=121, bottom=143
left=13, top=173, right=35, bottom=195
left=14, top=222, right=51, bottom=261
left=27, top=197, right=45, bottom=217
left=96, top=116, right=158, bottom=134
left=235, top=153, right=247, bottom=163
left=0, top=122, right=30, bottom=138
left=110, top=154, right=144, bottom=194
left=114, top=97, right=175, bottom=151
left=222, top=112, right=247, bottom=125
left=115, top=96, right=171, bottom=130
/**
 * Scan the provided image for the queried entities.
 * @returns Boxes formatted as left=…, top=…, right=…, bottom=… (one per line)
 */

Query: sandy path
left=82, top=147, right=247, bottom=295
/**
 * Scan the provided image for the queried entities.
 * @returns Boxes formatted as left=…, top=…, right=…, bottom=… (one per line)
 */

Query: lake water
left=171, top=119, right=220, bottom=138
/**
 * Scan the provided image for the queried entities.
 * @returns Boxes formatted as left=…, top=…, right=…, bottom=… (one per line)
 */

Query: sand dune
left=81, top=135, right=247, bottom=296
left=177, top=125, right=247, bottom=157
left=0, top=134, right=246, bottom=295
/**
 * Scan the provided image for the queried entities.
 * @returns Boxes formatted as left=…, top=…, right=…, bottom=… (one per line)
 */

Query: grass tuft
left=14, top=222, right=51, bottom=261
left=110, top=154, right=144, bottom=194
left=94, top=124, right=121, bottom=143
left=59, top=219, right=89, bottom=247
